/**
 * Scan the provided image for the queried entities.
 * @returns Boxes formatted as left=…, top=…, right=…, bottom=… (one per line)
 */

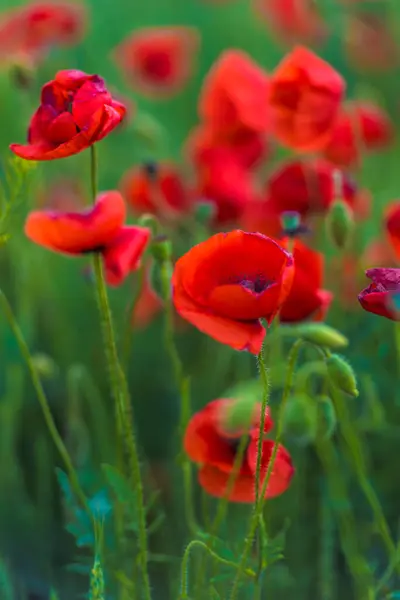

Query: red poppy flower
left=198, top=50, right=270, bottom=135
left=184, top=398, right=294, bottom=503
left=343, top=12, right=399, bottom=73
left=322, top=101, right=393, bottom=168
left=267, top=159, right=360, bottom=216
left=120, top=162, right=190, bottom=219
left=131, top=263, right=163, bottom=328
left=25, top=190, right=150, bottom=285
left=385, top=202, right=400, bottom=260
left=0, top=1, right=86, bottom=65
left=172, top=230, right=294, bottom=354
left=193, top=148, right=258, bottom=225
left=186, top=123, right=269, bottom=170
left=113, top=26, right=200, bottom=98
left=279, top=239, right=332, bottom=322
left=10, top=69, right=126, bottom=161
left=269, top=46, right=345, bottom=151
left=358, top=268, right=400, bottom=320
left=254, top=0, right=328, bottom=47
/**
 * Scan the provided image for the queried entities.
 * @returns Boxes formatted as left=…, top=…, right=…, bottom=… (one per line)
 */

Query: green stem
left=0, top=289, right=88, bottom=512
left=159, top=257, right=197, bottom=534
left=315, top=437, right=373, bottom=599
left=331, top=382, right=398, bottom=573
left=230, top=339, right=303, bottom=600
left=179, top=540, right=255, bottom=600
left=89, top=145, right=152, bottom=600
left=253, top=345, right=270, bottom=598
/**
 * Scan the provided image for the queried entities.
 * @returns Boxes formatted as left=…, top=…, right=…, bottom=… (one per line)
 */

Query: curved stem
left=230, top=339, right=303, bottom=600
left=89, top=145, right=151, bottom=600
left=179, top=540, right=255, bottom=600
left=0, top=289, right=88, bottom=512
left=331, top=382, right=398, bottom=572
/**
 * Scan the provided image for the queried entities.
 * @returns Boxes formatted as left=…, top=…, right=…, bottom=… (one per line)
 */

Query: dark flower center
left=224, top=435, right=250, bottom=459
left=142, top=52, right=173, bottom=81
left=240, top=275, right=272, bottom=294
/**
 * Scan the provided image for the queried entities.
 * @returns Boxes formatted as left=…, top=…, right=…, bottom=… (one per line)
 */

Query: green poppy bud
left=326, top=354, right=359, bottom=397
left=222, top=395, right=258, bottom=435
left=283, top=394, right=318, bottom=445
left=284, top=322, right=348, bottom=350
left=326, top=198, right=354, bottom=250
left=150, top=234, right=172, bottom=263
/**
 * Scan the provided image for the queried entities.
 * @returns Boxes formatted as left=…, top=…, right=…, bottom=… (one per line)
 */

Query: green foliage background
left=1, top=0, right=400, bottom=599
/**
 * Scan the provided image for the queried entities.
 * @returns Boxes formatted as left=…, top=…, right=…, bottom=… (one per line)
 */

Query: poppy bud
left=151, top=234, right=172, bottom=263
left=326, top=198, right=354, bottom=250
left=31, top=353, right=59, bottom=379
left=137, top=213, right=160, bottom=235
left=220, top=395, right=258, bottom=436
left=283, top=323, right=348, bottom=350
left=326, top=354, right=359, bottom=397
left=283, top=394, right=318, bottom=445
left=9, top=61, right=35, bottom=91
left=194, top=200, right=216, bottom=226
left=316, top=395, right=337, bottom=440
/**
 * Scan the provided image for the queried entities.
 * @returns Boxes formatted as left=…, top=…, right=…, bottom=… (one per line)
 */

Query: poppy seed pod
left=283, top=394, right=318, bottom=445
left=326, top=198, right=354, bottom=250
left=151, top=234, right=172, bottom=263
left=220, top=394, right=259, bottom=435
left=326, top=354, right=359, bottom=397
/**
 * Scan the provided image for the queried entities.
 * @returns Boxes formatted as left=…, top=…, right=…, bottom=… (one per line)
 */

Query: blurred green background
left=1, top=0, right=400, bottom=599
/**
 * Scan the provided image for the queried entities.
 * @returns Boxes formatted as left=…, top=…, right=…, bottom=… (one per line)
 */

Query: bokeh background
left=1, top=0, right=400, bottom=598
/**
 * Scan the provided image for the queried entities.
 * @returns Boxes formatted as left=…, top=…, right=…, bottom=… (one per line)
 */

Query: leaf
left=101, top=463, right=136, bottom=506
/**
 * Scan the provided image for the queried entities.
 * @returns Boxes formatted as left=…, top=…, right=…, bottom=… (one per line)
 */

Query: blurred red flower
left=113, top=26, right=200, bottom=98
left=362, top=239, right=397, bottom=270
left=279, top=239, right=332, bottom=322
left=193, top=148, right=258, bottom=225
left=358, top=268, right=400, bottom=320
left=10, top=69, right=126, bottom=161
left=385, top=202, right=400, bottom=260
left=254, top=0, right=328, bottom=47
left=343, top=12, right=399, bottom=73
left=25, top=190, right=150, bottom=285
left=131, top=262, right=163, bottom=329
left=172, top=230, right=294, bottom=353
left=120, top=162, right=191, bottom=220
left=269, top=46, right=345, bottom=151
left=184, top=398, right=294, bottom=503
left=186, top=123, right=269, bottom=170
left=322, top=101, right=393, bottom=168
left=198, top=50, right=270, bottom=136
left=0, top=1, right=86, bottom=66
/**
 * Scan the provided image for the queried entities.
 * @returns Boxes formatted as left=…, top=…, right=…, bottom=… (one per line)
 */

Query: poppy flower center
left=240, top=275, right=272, bottom=294
left=142, top=52, right=173, bottom=81
left=224, top=435, right=250, bottom=461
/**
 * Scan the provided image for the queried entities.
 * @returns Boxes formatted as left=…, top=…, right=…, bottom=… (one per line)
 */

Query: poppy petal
left=24, top=190, right=126, bottom=254
left=102, top=225, right=150, bottom=286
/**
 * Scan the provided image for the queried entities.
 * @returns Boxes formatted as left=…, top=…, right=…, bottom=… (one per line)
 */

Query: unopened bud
left=326, top=199, right=354, bottom=250
left=150, top=234, right=172, bottom=263
left=286, top=323, right=348, bottom=350
left=316, top=395, right=337, bottom=440
left=137, top=213, right=160, bottom=236
left=220, top=396, right=258, bottom=436
left=283, top=394, right=318, bottom=445
left=31, top=353, right=58, bottom=379
left=326, top=354, right=359, bottom=397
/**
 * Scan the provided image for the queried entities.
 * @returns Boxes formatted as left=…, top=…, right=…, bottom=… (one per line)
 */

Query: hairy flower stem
left=230, top=339, right=303, bottom=600
left=159, top=257, right=197, bottom=535
left=89, top=145, right=152, bottom=600
left=0, top=289, right=88, bottom=513
left=179, top=540, right=255, bottom=600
